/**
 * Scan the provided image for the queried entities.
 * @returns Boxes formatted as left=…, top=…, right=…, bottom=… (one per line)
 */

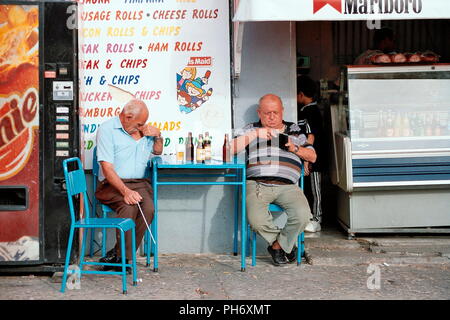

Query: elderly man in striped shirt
left=231, top=94, right=316, bottom=266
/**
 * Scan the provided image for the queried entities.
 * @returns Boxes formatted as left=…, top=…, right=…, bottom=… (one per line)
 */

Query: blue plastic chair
left=60, top=157, right=138, bottom=294
left=89, top=147, right=115, bottom=258
left=248, top=166, right=306, bottom=266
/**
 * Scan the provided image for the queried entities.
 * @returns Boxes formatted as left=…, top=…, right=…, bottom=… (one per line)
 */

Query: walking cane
left=136, top=202, right=156, bottom=245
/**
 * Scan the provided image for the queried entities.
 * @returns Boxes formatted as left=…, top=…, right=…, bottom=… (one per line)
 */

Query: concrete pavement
left=1, top=226, right=449, bottom=300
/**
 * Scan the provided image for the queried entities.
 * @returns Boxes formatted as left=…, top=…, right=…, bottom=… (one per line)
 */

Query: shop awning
left=233, top=0, right=450, bottom=22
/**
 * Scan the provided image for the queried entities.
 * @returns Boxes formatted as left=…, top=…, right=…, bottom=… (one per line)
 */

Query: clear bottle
left=416, top=113, right=425, bottom=136
left=222, top=134, right=231, bottom=163
left=377, top=110, right=385, bottom=138
left=410, top=112, right=418, bottom=136
left=185, top=132, right=194, bottom=162
left=385, top=110, right=394, bottom=137
left=433, top=112, right=441, bottom=136
left=204, top=131, right=212, bottom=161
left=196, top=133, right=205, bottom=163
left=439, top=111, right=448, bottom=136
left=394, top=112, right=402, bottom=137
left=401, top=113, right=411, bottom=137
left=425, top=113, right=433, bottom=136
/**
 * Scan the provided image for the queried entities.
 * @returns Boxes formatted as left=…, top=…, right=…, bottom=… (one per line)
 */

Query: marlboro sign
left=233, top=0, right=448, bottom=21
left=313, top=0, right=342, bottom=13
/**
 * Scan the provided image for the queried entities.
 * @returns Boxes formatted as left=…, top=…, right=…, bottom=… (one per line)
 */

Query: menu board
left=78, top=0, right=232, bottom=168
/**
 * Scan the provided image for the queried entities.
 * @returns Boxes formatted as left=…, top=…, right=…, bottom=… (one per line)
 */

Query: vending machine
left=0, top=1, right=79, bottom=271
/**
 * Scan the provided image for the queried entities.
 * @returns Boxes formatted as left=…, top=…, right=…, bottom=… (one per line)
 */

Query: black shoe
left=101, top=255, right=132, bottom=275
left=267, top=246, right=288, bottom=266
left=99, top=248, right=117, bottom=263
left=285, top=246, right=297, bottom=263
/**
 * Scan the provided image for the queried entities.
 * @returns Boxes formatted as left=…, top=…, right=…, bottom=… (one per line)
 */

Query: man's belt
left=248, top=177, right=293, bottom=185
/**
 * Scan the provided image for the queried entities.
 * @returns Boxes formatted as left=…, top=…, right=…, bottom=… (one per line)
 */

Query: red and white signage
left=234, top=0, right=450, bottom=21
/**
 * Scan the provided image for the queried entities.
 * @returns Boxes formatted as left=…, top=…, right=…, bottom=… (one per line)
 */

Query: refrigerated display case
left=332, top=64, right=450, bottom=238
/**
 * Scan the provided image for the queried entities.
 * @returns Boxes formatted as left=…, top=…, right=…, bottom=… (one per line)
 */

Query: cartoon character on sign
left=176, top=67, right=196, bottom=92
left=177, top=90, right=192, bottom=114
left=176, top=67, right=213, bottom=114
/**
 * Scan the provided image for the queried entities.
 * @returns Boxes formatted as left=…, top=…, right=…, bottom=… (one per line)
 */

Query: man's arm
left=307, top=133, right=315, bottom=145
left=141, top=124, right=163, bottom=155
left=294, top=145, right=317, bottom=163
left=230, top=128, right=277, bottom=155
left=100, top=161, right=143, bottom=205
left=153, top=136, right=163, bottom=155
left=285, top=138, right=317, bottom=163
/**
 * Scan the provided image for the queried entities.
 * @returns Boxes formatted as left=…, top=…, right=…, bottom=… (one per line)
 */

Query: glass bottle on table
left=204, top=131, right=212, bottom=161
left=196, top=133, right=205, bottom=163
left=222, top=133, right=231, bottom=163
left=185, top=132, right=194, bottom=162
left=176, top=142, right=184, bottom=162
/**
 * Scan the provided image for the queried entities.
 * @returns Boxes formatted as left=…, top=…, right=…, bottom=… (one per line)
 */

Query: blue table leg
left=233, top=169, right=239, bottom=256
left=241, top=167, right=246, bottom=272
left=152, top=164, right=159, bottom=272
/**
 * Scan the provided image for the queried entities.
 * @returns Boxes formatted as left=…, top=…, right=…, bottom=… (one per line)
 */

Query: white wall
left=233, top=22, right=298, bottom=128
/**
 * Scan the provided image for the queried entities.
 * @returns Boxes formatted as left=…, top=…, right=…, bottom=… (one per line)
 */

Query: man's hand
left=100, top=161, right=144, bottom=205
left=253, top=128, right=278, bottom=140
left=123, top=187, right=143, bottom=205
left=285, top=138, right=297, bottom=153
left=141, top=124, right=161, bottom=137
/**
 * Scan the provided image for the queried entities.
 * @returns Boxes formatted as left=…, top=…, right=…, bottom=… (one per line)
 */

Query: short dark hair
left=296, top=75, right=317, bottom=99
left=373, top=27, right=394, bottom=48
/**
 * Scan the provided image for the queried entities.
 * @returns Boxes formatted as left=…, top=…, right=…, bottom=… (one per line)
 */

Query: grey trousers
left=246, top=180, right=312, bottom=253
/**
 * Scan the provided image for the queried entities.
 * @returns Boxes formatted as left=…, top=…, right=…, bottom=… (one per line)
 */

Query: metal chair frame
left=60, top=157, right=137, bottom=294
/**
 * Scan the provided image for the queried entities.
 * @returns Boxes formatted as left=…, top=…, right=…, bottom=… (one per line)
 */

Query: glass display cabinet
left=331, top=64, right=450, bottom=238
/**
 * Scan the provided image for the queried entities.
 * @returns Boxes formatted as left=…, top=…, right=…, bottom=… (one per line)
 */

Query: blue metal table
left=148, top=156, right=247, bottom=272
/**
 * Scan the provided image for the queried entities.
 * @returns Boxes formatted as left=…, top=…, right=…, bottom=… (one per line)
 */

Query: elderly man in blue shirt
left=94, top=99, right=163, bottom=272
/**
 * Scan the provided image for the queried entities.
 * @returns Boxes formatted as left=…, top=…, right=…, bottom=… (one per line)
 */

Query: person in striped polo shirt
left=231, top=94, right=316, bottom=266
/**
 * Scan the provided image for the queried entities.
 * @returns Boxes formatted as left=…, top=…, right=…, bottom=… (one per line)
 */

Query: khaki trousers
left=246, top=180, right=312, bottom=253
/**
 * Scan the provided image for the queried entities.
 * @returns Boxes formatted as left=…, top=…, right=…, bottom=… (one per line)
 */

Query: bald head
left=257, top=94, right=284, bottom=129
left=120, top=99, right=149, bottom=135
left=258, top=94, right=283, bottom=110
left=122, top=99, right=148, bottom=119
